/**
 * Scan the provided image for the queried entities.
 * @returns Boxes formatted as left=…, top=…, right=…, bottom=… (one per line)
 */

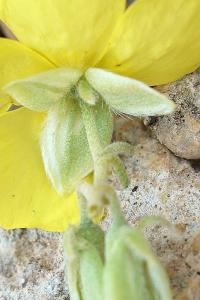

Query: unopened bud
left=64, top=216, right=172, bottom=300
left=64, top=217, right=105, bottom=300
left=104, top=225, right=172, bottom=300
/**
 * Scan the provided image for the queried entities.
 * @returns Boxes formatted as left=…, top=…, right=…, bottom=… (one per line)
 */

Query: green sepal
left=77, top=79, right=99, bottom=105
left=104, top=225, right=172, bottom=300
left=3, top=68, right=82, bottom=112
left=79, top=243, right=104, bottom=300
left=41, top=96, right=113, bottom=194
left=64, top=215, right=105, bottom=300
left=103, top=233, right=151, bottom=300
left=86, top=68, right=176, bottom=116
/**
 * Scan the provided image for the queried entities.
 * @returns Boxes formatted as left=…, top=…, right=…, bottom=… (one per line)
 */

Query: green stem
left=79, top=181, right=103, bottom=219
left=80, top=101, right=127, bottom=225
left=78, top=191, right=90, bottom=225
left=101, top=142, right=133, bottom=157
left=102, top=184, right=125, bottom=227
left=96, top=153, right=129, bottom=188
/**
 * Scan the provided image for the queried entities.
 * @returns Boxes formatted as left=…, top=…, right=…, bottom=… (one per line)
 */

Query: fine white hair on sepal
left=3, top=67, right=83, bottom=112
left=40, top=96, right=113, bottom=195
left=40, top=97, right=85, bottom=195
left=85, top=68, right=176, bottom=117
left=40, top=107, right=65, bottom=194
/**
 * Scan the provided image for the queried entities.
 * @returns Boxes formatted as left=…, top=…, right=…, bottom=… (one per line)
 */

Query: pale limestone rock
left=145, top=69, right=200, bottom=159
left=0, top=229, right=69, bottom=300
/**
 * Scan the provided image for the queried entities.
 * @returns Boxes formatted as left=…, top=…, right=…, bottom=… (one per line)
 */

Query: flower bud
left=104, top=225, right=172, bottom=300
left=64, top=218, right=105, bottom=300
left=64, top=218, right=172, bottom=300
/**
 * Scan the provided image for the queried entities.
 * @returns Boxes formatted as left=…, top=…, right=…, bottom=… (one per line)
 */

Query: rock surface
left=145, top=68, right=200, bottom=159
left=0, top=115, right=199, bottom=300
left=0, top=229, right=69, bottom=300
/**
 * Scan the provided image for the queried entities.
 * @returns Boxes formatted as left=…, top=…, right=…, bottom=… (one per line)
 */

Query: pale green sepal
left=123, top=227, right=172, bottom=300
left=104, top=225, right=172, bottom=300
left=86, top=68, right=176, bottom=117
left=3, top=68, right=83, bottom=112
left=77, top=79, right=99, bottom=105
left=103, top=227, right=153, bottom=300
left=63, top=227, right=82, bottom=300
left=41, top=96, right=113, bottom=194
left=79, top=243, right=104, bottom=300
left=148, top=259, right=173, bottom=300
left=64, top=215, right=105, bottom=300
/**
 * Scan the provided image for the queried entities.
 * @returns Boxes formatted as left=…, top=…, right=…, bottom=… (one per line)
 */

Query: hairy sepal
left=64, top=218, right=105, bottom=300
left=41, top=97, right=113, bottom=194
left=104, top=226, right=172, bottom=300
left=86, top=68, right=175, bottom=116
left=3, top=68, right=82, bottom=112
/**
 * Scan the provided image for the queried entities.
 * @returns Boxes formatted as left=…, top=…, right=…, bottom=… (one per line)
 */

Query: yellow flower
left=0, top=0, right=199, bottom=232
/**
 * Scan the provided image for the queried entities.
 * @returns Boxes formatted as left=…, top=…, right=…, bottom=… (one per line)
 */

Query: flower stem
left=101, top=184, right=125, bottom=228
left=78, top=191, right=90, bottom=225
left=80, top=101, right=127, bottom=224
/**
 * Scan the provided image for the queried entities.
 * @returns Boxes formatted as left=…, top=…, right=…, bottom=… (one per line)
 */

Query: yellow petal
left=0, top=38, right=53, bottom=113
left=0, top=38, right=54, bottom=88
left=99, top=0, right=200, bottom=85
left=0, top=0, right=125, bottom=68
left=0, top=91, right=12, bottom=116
left=0, top=108, right=79, bottom=231
left=0, top=103, right=10, bottom=116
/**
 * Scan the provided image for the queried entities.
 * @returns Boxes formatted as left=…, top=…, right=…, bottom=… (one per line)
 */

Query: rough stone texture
left=0, top=229, right=69, bottom=300
left=0, top=115, right=199, bottom=300
left=145, top=68, right=200, bottom=159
